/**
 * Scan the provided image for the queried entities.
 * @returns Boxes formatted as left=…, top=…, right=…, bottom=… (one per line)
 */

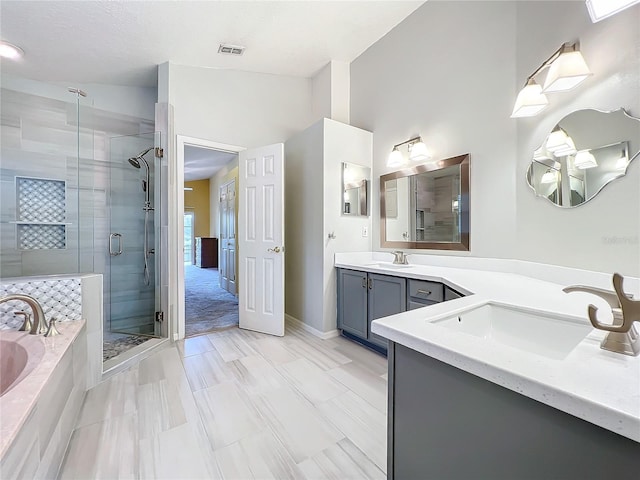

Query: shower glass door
left=108, top=132, right=162, bottom=336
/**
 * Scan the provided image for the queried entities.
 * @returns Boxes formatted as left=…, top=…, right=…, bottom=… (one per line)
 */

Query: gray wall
left=350, top=0, right=518, bottom=260
left=350, top=0, right=640, bottom=276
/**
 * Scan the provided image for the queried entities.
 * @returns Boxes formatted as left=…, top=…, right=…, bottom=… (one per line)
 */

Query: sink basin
left=366, top=262, right=412, bottom=269
left=432, top=303, right=592, bottom=360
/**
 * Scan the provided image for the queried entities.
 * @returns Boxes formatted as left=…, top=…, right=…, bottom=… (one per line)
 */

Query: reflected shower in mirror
left=381, top=154, right=470, bottom=251
left=527, top=109, right=640, bottom=207
left=342, top=162, right=370, bottom=216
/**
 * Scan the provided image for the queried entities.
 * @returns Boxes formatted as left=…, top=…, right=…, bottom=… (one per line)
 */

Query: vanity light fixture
left=0, top=40, right=24, bottom=60
left=512, top=42, right=591, bottom=118
left=586, top=0, right=640, bottom=23
left=541, top=169, right=558, bottom=184
left=387, top=136, right=432, bottom=167
left=615, top=151, right=629, bottom=170
left=545, top=127, right=577, bottom=157
left=511, top=79, right=549, bottom=118
left=533, top=145, right=552, bottom=161
left=574, top=149, right=598, bottom=169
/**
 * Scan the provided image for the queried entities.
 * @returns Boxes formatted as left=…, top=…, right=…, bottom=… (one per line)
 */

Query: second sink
left=432, top=303, right=592, bottom=360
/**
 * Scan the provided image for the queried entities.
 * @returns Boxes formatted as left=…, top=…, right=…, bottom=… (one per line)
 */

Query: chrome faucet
left=392, top=250, right=408, bottom=265
left=0, top=294, right=48, bottom=335
left=563, top=273, right=640, bottom=356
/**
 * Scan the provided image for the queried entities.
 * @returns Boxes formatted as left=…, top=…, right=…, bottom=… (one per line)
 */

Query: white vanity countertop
left=335, top=252, right=640, bottom=443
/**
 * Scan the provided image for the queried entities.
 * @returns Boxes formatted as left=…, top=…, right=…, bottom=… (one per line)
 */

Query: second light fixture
left=511, top=41, right=592, bottom=118
left=387, top=136, right=432, bottom=167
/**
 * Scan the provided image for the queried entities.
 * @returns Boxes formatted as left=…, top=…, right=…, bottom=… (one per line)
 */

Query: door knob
left=267, top=246, right=283, bottom=253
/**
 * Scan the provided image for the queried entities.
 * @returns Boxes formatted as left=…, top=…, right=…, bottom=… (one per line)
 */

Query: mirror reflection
left=381, top=154, right=469, bottom=251
left=527, top=109, right=639, bottom=207
left=342, top=162, right=369, bottom=216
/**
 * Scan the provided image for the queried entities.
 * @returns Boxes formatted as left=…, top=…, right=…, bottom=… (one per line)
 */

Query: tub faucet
left=392, top=251, right=408, bottom=265
left=563, top=273, right=640, bottom=356
left=0, top=294, right=48, bottom=335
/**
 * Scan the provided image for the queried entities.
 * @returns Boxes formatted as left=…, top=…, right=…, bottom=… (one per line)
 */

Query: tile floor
left=58, top=324, right=388, bottom=479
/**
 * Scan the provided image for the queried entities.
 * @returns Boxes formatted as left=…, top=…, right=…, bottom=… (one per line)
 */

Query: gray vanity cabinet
left=336, top=269, right=368, bottom=338
left=367, top=273, right=406, bottom=348
left=337, top=268, right=406, bottom=352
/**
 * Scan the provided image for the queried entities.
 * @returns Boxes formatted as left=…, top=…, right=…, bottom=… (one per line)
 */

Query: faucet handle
left=15, top=311, right=32, bottom=332
left=44, top=318, right=60, bottom=337
left=588, top=273, right=640, bottom=333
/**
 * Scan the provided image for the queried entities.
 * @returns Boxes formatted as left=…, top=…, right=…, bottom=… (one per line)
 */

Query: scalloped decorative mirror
left=527, top=108, right=640, bottom=207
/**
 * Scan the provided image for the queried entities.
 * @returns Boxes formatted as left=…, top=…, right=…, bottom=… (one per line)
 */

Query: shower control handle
left=109, top=233, right=123, bottom=256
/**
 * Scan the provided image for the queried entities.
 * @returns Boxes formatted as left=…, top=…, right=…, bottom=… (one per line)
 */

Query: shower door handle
left=109, top=233, right=123, bottom=256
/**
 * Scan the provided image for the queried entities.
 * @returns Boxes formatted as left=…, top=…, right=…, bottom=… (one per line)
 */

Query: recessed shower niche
left=14, top=176, right=68, bottom=250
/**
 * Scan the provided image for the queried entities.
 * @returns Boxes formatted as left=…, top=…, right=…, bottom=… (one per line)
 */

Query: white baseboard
left=285, top=314, right=339, bottom=339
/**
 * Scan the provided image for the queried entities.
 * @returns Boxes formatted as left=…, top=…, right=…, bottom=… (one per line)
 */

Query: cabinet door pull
left=362, top=277, right=367, bottom=288
left=368, top=278, right=373, bottom=290
left=417, top=289, right=432, bottom=296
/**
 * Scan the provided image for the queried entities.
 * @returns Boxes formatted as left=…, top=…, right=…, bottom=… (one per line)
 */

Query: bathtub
left=0, top=331, right=45, bottom=397
left=0, top=321, right=87, bottom=479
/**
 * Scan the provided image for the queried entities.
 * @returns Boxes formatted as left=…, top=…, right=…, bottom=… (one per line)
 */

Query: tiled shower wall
left=0, top=88, right=155, bottom=335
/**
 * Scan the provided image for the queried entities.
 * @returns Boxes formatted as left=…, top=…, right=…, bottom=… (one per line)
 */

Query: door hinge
left=155, top=311, right=164, bottom=322
left=155, top=147, right=164, bottom=158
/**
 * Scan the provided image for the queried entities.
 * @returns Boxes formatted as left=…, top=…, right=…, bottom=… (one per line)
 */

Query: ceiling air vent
left=218, top=44, right=245, bottom=56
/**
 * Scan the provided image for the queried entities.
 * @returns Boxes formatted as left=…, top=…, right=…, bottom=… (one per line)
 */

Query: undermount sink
left=366, top=262, right=412, bottom=269
left=432, top=303, right=592, bottom=360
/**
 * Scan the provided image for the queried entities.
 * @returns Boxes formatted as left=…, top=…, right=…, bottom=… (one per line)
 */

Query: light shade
left=542, top=50, right=592, bottom=93
left=615, top=153, right=629, bottom=170
left=387, top=148, right=405, bottom=168
left=574, top=149, right=598, bottom=169
left=541, top=169, right=558, bottom=184
left=409, top=140, right=431, bottom=161
left=546, top=128, right=576, bottom=156
left=511, top=80, right=549, bottom=118
left=586, top=0, right=640, bottom=23
left=533, top=145, right=552, bottom=161
left=0, top=41, right=24, bottom=60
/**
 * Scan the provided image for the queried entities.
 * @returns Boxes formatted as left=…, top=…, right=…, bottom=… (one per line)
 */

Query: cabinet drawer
left=408, top=300, right=438, bottom=310
left=408, top=279, right=443, bottom=302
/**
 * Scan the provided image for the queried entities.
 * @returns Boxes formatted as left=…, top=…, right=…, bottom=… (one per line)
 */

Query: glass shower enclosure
left=107, top=132, right=162, bottom=337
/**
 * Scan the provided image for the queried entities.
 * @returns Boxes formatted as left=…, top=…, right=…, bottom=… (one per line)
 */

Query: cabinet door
left=337, top=269, right=368, bottom=338
left=368, top=273, right=406, bottom=348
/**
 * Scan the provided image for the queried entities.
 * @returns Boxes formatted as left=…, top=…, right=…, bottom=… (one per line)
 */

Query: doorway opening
left=183, top=143, right=240, bottom=337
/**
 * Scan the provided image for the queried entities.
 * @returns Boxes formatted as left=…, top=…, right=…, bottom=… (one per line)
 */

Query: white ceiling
left=0, top=0, right=424, bottom=87
left=184, top=146, right=238, bottom=181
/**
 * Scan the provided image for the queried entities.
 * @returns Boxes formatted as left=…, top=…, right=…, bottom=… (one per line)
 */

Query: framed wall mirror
left=380, top=154, right=470, bottom=251
left=342, top=162, right=370, bottom=216
left=527, top=108, right=640, bottom=208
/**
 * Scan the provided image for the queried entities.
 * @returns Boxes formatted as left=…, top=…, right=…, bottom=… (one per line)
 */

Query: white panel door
left=238, top=143, right=284, bottom=336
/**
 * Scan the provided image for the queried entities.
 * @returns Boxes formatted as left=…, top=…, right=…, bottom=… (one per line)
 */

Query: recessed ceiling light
left=218, top=43, right=245, bottom=56
left=0, top=41, right=24, bottom=60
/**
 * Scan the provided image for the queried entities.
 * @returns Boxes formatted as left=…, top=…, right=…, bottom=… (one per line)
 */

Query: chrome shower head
left=128, top=157, right=141, bottom=168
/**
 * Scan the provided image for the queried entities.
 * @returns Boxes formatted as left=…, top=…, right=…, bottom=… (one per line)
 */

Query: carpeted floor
left=185, top=264, right=239, bottom=337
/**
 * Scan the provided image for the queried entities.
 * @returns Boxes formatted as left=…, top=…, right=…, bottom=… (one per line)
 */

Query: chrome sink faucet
left=563, top=273, right=640, bottom=356
left=392, top=250, right=408, bottom=265
left=0, top=294, right=48, bottom=335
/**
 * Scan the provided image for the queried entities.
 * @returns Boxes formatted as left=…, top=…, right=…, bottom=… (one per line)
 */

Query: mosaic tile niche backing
left=16, top=176, right=67, bottom=250
left=0, top=278, right=82, bottom=329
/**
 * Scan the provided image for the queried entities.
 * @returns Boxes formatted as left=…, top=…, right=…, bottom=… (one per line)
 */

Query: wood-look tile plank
left=232, top=354, right=288, bottom=395
left=281, top=337, right=352, bottom=370
left=182, top=349, right=234, bottom=391
left=297, top=438, right=386, bottom=480
left=249, top=337, right=299, bottom=364
left=251, top=386, right=344, bottom=463
left=59, top=412, right=139, bottom=479
left=176, top=334, right=215, bottom=358
left=139, top=423, right=218, bottom=480
left=207, top=333, right=257, bottom=362
left=328, top=361, right=387, bottom=414
left=277, top=358, right=347, bottom=404
left=194, top=382, right=264, bottom=450
left=74, top=366, right=138, bottom=428
left=317, top=390, right=387, bottom=472
left=137, top=378, right=188, bottom=440
left=332, top=341, right=388, bottom=376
